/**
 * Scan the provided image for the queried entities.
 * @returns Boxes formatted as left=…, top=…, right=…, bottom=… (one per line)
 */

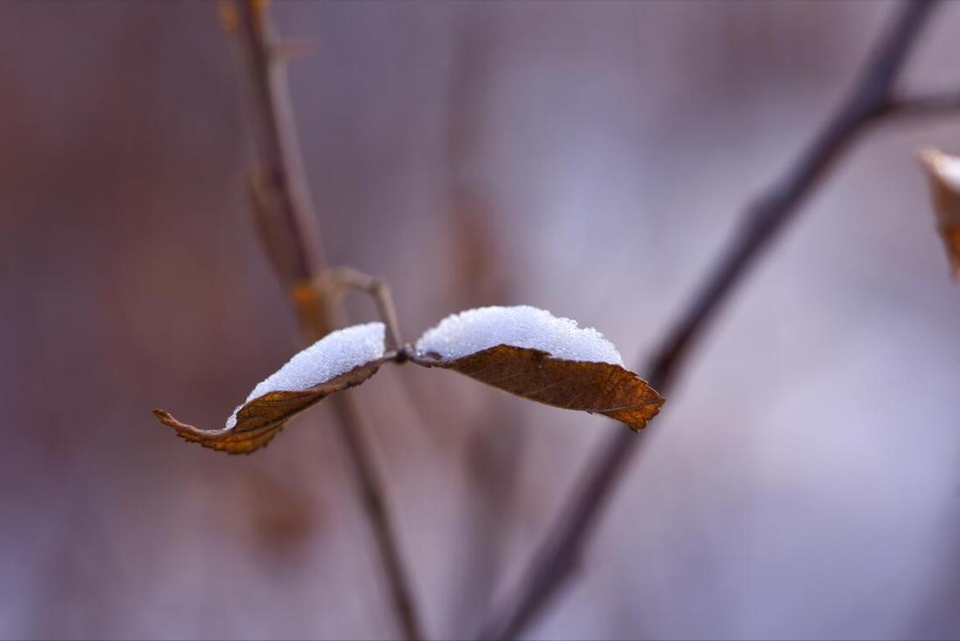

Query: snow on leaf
left=226, top=322, right=386, bottom=429
left=415, top=306, right=623, bottom=365
left=154, top=323, right=387, bottom=454
left=413, top=308, right=663, bottom=431
left=920, top=147, right=960, bottom=279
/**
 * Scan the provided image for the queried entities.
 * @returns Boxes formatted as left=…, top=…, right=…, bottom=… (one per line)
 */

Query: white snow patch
left=925, top=149, right=960, bottom=190
left=415, top=305, right=623, bottom=366
left=226, top=322, right=386, bottom=429
left=938, top=156, right=960, bottom=190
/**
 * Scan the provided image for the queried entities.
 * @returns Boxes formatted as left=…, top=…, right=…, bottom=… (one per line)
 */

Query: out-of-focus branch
left=228, top=0, right=326, bottom=339
left=482, top=2, right=952, bottom=639
left=885, top=91, right=960, bottom=119
left=225, top=2, right=423, bottom=639
left=440, top=9, right=535, bottom=636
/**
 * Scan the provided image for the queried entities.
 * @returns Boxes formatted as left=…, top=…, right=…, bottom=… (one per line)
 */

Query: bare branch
left=231, top=0, right=324, bottom=315
left=885, top=91, right=960, bottom=119
left=227, top=2, right=423, bottom=639
left=481, top=2, right=947, bottom=639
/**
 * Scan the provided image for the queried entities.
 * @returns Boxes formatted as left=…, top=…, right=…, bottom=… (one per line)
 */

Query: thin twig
left=885, top=91, right=960, bottom=119
left=315, top=266, right=407, bottom=354
left=482, top=2, right=950, bottom=638
left=227, top=2, right=423, bottom=639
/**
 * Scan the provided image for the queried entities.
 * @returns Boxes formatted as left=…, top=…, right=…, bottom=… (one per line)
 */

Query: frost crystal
left=415, top=306, right=623, bottom=366
left=226, top=322, right=386, bottom=429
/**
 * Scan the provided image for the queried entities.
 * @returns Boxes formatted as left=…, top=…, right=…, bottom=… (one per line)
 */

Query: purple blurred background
left=2, top=1, right=960, bottom=639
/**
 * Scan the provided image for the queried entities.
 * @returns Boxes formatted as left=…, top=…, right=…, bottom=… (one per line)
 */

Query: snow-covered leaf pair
left=154, top=307, right=664, bottom=454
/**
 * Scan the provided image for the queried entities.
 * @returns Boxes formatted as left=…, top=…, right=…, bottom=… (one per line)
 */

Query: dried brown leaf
left=920, top=147, right=960, bottom=279
left=153, top=358, right=387, bottom=454
left=412, top=346, right=664, bottom=431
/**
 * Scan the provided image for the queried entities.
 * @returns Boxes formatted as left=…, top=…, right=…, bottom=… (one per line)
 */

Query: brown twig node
left=480, top=2, right=956, bottom=639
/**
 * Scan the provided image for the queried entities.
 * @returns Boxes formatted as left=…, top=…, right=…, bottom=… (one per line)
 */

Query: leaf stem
left=228, top=2, right=423, bottom=639
left=315, top=266, right=407, bottom=354
left=480, top=2, right=953, bottom=639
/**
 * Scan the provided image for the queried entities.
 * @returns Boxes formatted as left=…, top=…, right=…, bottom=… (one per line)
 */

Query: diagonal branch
left=226, top=2, right=423, bottom=639
left=884, top=90, right=960, bottom=120
left=481, top=1, right=952, bottom=639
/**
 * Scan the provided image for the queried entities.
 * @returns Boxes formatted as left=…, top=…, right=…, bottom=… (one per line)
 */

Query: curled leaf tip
left=153, top=407, right=280, bottom=455
left=152, top=408, right=196, bottom=437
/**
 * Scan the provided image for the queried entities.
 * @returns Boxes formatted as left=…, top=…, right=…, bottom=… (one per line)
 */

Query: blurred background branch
left=482, top=1, right=958, bottom=638
left=884, top=90, right=960, bottom=119
left=226, top=1, right=422, bottom=638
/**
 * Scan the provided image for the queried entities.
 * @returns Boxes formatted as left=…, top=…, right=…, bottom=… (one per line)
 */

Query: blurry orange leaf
left=250, top=0, right=270, bottom=24
left=412, top=345, right=663, bottom=431
left=154, top=323, right=388, bottom=454
left=217, top=1, right=240, bottom=32
left=920, top=147, right=960, bottom=279
left=219, top=1, right=271, bottom=34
